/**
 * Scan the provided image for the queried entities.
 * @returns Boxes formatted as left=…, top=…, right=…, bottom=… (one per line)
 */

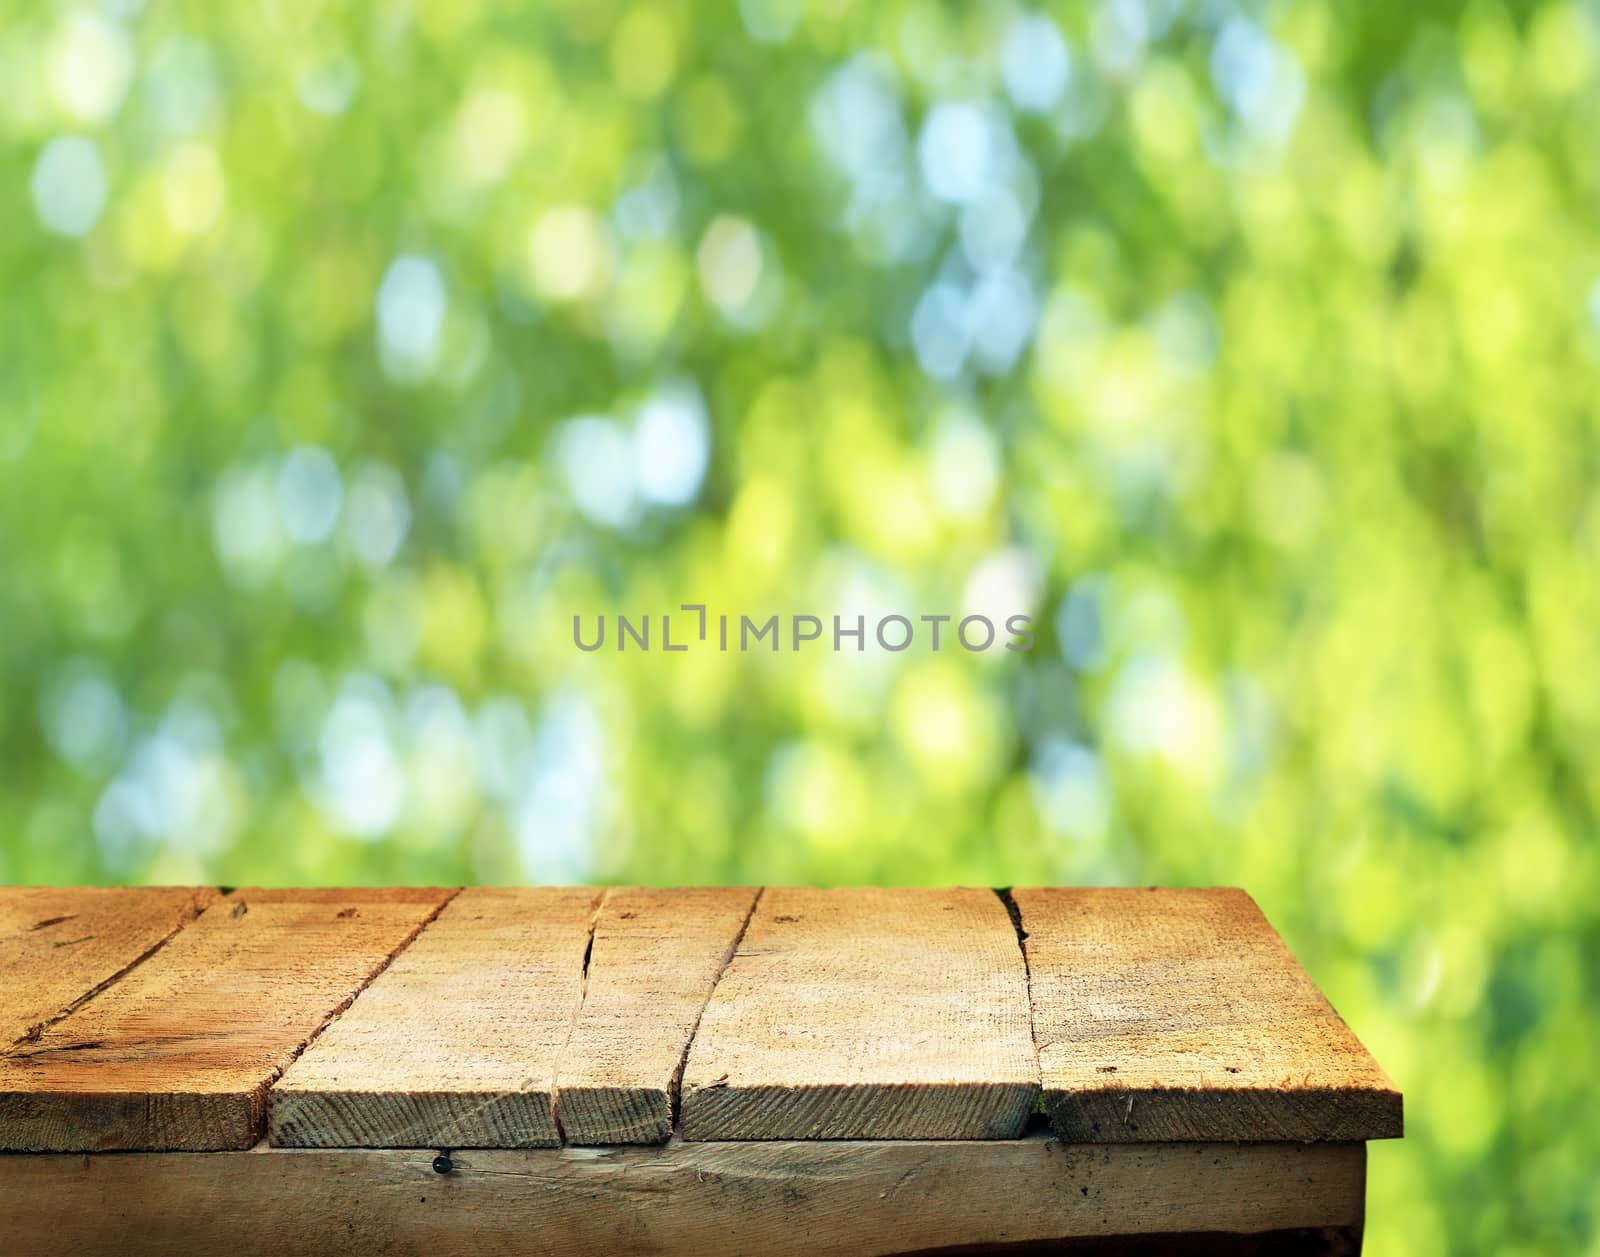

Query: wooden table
left=0, top=886, right=1400, bottom=1255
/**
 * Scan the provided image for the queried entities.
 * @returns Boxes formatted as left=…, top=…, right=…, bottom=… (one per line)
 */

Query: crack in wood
left=550, top=888, right=610, bottom=1145
left=994, top=887, right=1045, bottom=1116
left=668, top=886, right=764, bottom=1132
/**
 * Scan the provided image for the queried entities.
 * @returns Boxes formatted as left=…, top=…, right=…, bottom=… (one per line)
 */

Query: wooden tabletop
left=0, top=884, right=1400, bottom=1154
left=0, top=884, right=1398, bottom=1255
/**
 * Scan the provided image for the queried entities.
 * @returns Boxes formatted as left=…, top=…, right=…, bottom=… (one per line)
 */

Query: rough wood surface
left=555, top=885, right=759, bottom=1144
left=1012, top=887, right=1403, bottom=1142
left=0, top=888, right=451, bottom=1151
left=271, top=887, right=599, bottom=1148
left=0, top=1136, right=1366, bottom=1256
left=0, top=885, right=1402, bottom=1157
left=0, top=886, right=216, bottom=1047
left=680, top=886, right=1039, bottom=1140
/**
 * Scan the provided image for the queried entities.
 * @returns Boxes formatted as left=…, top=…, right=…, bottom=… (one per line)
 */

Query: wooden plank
left=0, top=887, right=452, bottom=1151
left=0, top=1136, right=1367, bottom=1256
left=555, top=885, right=759, bottom=1144
left=0, top=886, right=216, bottom=1047
left=1013, top=887, right=1403, bottom=1142
left=270, top=886, right=599, bottom=1148
left=680, top=886, right=1039, bottom=1140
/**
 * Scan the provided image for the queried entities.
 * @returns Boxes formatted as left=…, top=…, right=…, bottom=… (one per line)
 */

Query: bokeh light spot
left=30, top=136, right=107, bottom=238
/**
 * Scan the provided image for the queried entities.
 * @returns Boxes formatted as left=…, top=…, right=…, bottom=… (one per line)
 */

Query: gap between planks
left=548, top=888, right=608, bottom=1145
left=268, top=888, right=601, bottom=1148
left=262, top=886, right=464, bottom=1100
left=3, top=887, right=218, bottom=1053
left=0, top=889, right=461, bottom=1151
left=553, top=887, right=763, bottom=1145
left=668, top=885, right=763, bottom=1130
left=269, top=887, right=764, bottom=1148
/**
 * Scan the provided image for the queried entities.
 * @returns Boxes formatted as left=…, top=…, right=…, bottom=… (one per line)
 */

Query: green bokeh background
left=4, top=0, right=1598, bottom=1251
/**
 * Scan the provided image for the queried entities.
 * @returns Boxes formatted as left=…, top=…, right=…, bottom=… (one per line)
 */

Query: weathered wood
left=1012, top=888, right=1403, bottom=1142
left=0, top=888, right=452, bottom=1151
left=0, top=1136, right=1367, bottom=1256
left=680, top=886, right=1039, bottom=1140
left=271, top=887, right=599, bottom=1148
left=556, top=885, right=759, bottom=1144
left=2, top=883, right=1401, bottom=1162
left=0, top=886, right=216, bottom=1047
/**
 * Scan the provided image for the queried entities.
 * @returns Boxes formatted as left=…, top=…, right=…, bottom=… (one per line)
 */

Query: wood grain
left=680, top=886, right=1039, bottom=1140
left=1012, top=887, right=1403, bottom=1142
left=270, top=887, right=600, bottom=1148
left=0, top=1136, right=1366, bottom=1257
left=554, top=885, right=759, bottom=1144
left=0, top=887, right=452, bottom=1151
left=0, top=886, right=216, bottom=1047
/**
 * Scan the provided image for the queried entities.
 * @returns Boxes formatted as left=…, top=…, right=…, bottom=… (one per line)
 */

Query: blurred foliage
left=4, top=0, right=1599, bottom=1251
